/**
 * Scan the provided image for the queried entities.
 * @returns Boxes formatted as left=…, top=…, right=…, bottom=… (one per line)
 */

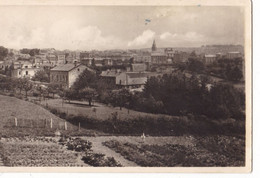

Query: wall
left=68, top=65, right=87, bottom=88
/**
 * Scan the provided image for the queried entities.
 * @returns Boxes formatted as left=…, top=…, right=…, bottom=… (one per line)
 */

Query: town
left=0, top=42, right=245, bottom=167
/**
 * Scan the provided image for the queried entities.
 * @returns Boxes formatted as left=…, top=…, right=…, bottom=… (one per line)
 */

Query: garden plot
left=102, top=135, right=245, bottom=167
left=0, top=137, right=88, bottom=167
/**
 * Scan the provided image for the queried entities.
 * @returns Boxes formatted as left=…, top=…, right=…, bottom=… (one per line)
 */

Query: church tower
left=151, top=39, right=157, bottom=52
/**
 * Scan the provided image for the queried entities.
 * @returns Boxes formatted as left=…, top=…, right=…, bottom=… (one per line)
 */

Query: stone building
left=50, top=63, right=87, bottom=88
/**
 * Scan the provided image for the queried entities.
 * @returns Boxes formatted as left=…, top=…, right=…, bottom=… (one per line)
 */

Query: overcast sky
left=0, top=6, right=244, bottom=50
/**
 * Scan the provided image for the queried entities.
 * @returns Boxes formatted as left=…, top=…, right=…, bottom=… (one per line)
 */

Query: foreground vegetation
left=0, top=137, right=82, bottom=167
left=103, top=135, right=245, bottom=167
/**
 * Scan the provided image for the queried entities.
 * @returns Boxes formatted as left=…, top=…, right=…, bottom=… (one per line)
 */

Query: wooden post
left=50, top=118, right=53, bottom=129
left=14, top=117, right=17, bottom=127
left=78, top=122, right=80, bottom=131
left=45, top=118, right=47, bottom=128
left=64, top=121, right=67, bottom=130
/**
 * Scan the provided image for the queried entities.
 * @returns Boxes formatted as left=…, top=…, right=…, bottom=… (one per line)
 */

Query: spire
left=152, top=39, right=157, bottom=52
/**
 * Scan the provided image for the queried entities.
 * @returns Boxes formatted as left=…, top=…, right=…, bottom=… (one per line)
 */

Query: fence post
left=64, top=121, right=67, bottom=130
left=78, top=122, right=80, bottom=131
left=45, top=118, right=47, bottom=128
left=50, top=118, right=53, bottom=129
left=14, top=117, right=17, bottom=127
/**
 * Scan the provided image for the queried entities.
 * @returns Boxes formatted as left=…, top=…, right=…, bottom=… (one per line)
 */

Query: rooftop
left=50, top=63, right=81, bottom=72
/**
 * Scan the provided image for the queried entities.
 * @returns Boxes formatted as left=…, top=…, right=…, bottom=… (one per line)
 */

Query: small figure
left=141, top=132, right=146, bottom=143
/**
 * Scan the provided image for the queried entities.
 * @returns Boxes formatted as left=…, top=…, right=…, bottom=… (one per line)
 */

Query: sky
left=0, top=6, right=244, bottom=50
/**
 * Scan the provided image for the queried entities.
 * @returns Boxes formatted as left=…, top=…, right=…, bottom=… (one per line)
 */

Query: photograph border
left=0, top=0, right=252, bottom=173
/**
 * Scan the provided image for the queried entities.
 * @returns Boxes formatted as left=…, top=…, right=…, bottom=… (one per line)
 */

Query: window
left=78, top=68, right=80, bottom=71
left=25, top=66, right=28, bottom=68
left=26, top=71, right=28, bottom=75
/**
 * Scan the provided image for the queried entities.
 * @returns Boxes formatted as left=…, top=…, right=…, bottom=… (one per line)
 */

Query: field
left=102, top=135, right=245, bottom=167
left=39, top=98, right=173, bottom=121
left=0, top=94, right=99, bottom=137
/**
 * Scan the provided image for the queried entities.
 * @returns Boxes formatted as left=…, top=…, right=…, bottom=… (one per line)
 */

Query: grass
left=103, top=135, right=245, bottom=167
left=0, top=94, right=100, bottom=137
left=39, top=98, right=174, bottom=121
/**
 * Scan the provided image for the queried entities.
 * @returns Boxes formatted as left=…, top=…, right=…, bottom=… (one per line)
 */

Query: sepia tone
left=0, top=0, right=251, bottom=173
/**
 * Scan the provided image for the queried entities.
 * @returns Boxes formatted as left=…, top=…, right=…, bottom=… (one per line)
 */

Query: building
left=81, top=58, right=93, bottom=66
left=135, top=52, right=151, bottom=63
left=152, top=40, right=157, bottom=52
left=165, top=48, right=175, bottom=59
left=203, top=54, right=217, bottom=65
left=173, top=51, right=189, bottom=63
left=57, top=54, right=66, bottom=65
left=116, top=72, right=150, bottom=89
left=50, top=63, right=88, bottom=88
left=103, top=58, right=113, bottom=66
left=151, top=52, right=167, bottom=64
left=227, top=52, right=242, bottom=59
left=11, top=61, right=40, bottom=79
left=131, top=63, right=147, bottom=72
left=100, top=70, right=121, bottom=87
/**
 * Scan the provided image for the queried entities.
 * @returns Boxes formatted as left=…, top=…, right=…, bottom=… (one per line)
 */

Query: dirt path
left=86, top=137, right=139, bottom=167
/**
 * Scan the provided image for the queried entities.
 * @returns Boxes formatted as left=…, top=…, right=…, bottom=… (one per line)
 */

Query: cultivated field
left=0, top=137, right=87, bottom=167
left=102, top=135, right=245, bottom=167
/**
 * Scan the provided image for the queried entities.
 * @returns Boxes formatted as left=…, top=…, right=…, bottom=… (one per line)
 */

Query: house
left=203, top=54, right=217, bottom=65
left=103, top=58, right=113, bottom=66
left=173, top=51, right=189, bottom=63
left=116, top=72, right=150, bottom=89
left=11, top=61, right=40, bottom=79
left=57, top=54, right=66, bottom=65
left=226, top=52, right=242, bottom=59
left=131, top=63, right=147, bottom=72
left=100, top=70, right=121, bottom=87
left=151, top=52, right=167, bottom=64
left=165, top=48, right=175, bottom=59
left=50, top=63, right=88, bottom=88
left=81, top=58, right=93, bottom=66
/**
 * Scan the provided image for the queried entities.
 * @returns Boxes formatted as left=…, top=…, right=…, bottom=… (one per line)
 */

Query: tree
left=16, top=78, right=27, bottom=94
left=47, top=83, right=61, bottom=98
left=23, top=79, right=33, bottom=98
left=32, top=70, right=50, bottom=82
left=79, top=87, right=96, bottom=106
left=63, top=89, right=77, bottom=103
left=29, top=49, right=40, bottom=56
left=187, top=58, right=205, bottom=73
left=0, top=46, right=8, bottom=61
left=226, top=65, right=243, bottom=81
left=72, top=69, right=97, bottom=90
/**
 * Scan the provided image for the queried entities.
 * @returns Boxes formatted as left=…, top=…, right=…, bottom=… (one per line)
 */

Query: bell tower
left=151, top=39, right=157, bottom=52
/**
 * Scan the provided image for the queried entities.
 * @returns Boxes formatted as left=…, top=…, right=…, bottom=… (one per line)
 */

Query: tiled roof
left=126, top=72, right=150, bottom=78
left=50, top=63, right=81, bottom=72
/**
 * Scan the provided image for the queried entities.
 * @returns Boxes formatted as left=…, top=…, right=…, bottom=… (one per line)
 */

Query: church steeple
left=152, top=39, right=157, bottom=52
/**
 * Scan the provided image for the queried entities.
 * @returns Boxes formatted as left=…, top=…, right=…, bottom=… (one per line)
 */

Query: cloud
left=127, top=30, right=155, bottom=47
left=160, top=31, right=205, bottom=42
left=159, top=31, right=207, bottom=46
left=48, top=19, right=121, bottom=50
left=160, top=32, right=177, bottom=40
